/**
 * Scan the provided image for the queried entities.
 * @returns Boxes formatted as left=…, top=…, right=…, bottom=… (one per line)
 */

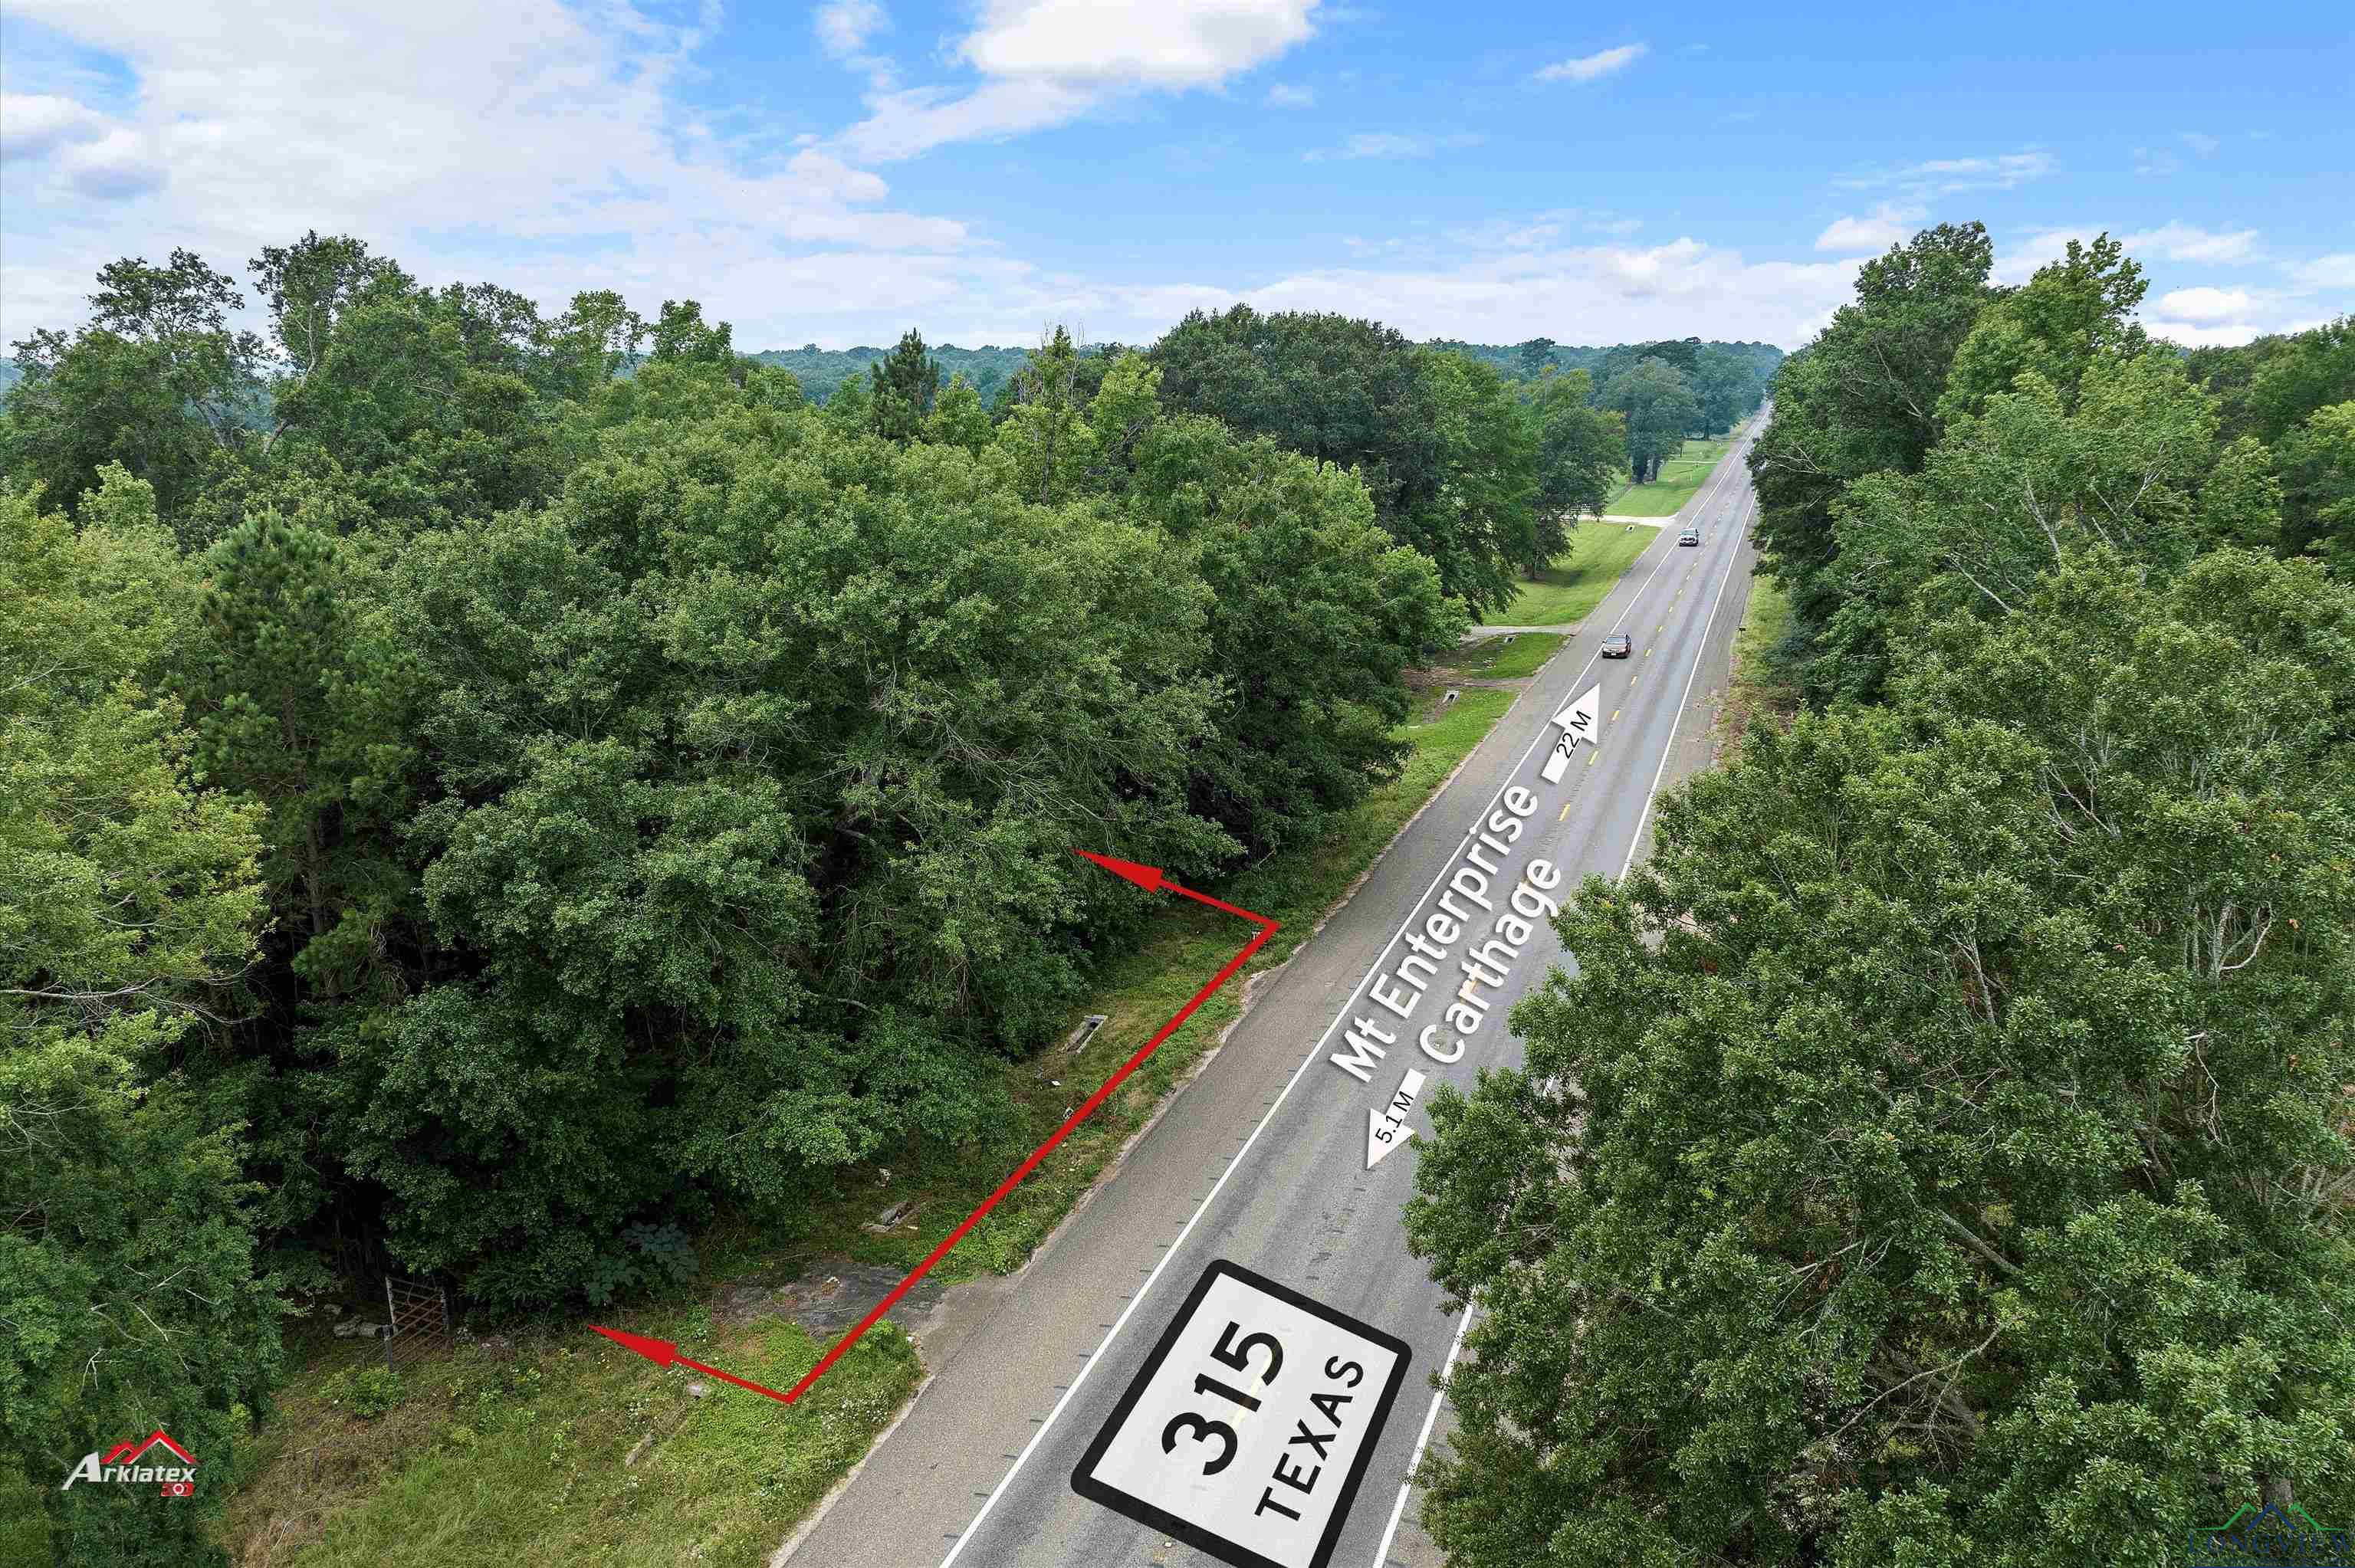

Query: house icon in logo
left=103, top=1432, right=195, bottom=1468
left=61, top=1430, right=199, bottom=1495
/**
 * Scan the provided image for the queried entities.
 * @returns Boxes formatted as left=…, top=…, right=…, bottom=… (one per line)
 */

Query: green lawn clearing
left=1604, top=434, right=1737, bottom=517
left=1481, top=522, right=1660, bottom=625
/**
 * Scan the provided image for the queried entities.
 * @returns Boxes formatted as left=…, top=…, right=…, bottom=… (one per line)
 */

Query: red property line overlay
left=774, top=849, right=1276, bottom=1404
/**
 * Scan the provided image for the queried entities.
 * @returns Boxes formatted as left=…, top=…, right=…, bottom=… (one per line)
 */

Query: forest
left=0, top=235, right=1765, bottom=1561
left=1404, top=227, right=2355, bottom=1563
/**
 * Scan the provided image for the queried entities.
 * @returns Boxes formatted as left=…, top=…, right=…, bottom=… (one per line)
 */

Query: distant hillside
left=751, top=336, right=1780, bottom=404
left=0, top=337, right=1782, bottom=408
left=747, top=343, right=1036, bottom=405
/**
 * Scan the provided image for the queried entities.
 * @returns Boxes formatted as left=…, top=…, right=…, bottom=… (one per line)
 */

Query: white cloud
left=816, top=0, right=885, bottom=57
left=1533, top=44, right=1646, bottom=84
left=1994, top=221, right=2263, bottom=287
left=2180, top=130, right=2219, bottom=155
left=2124, top=221, right=2258, bottom=263
left=2291, top=253, right=2355, bottom=290
left=2157, top=286, right=2252, bottom=322
left=1304, top=130, right=1480, bottom=162
left=1838, top=149, right=2055, bottom=198
left=837, top=0, right=1319, bottom=161
left=814, top=0, right=897, bottom=91
left=60, top=128, right=168, bottom=201
left=0, top=0, right=968, bottom=346
left=2133, top=146, right=2180, bottom=177
left=959, top=0, right=1316, bottom=87
left=1, top=93, right=110, bottom=160
left=1266, top=83, right=1315, bottom=107
left=1814, top=202, right=1926, bottom=254
left=2140, top=317, right=2326, bottom=349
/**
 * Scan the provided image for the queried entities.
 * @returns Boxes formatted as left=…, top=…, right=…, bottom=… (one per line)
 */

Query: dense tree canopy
left=0, top=228, right=1770, bottom=1560
left=1407, top=221, right=2355, bottom=1566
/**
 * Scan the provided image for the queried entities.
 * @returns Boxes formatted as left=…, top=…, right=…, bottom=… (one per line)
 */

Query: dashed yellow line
left=1559, top=799, right=1574, bottom=821
left=1610, top=708, right=1620, bottom=722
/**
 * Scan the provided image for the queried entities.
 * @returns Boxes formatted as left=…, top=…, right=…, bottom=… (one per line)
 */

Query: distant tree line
left=1, top=233, right=1746, bottom=1560
left=1404, top=223, right=2355, bottom=1565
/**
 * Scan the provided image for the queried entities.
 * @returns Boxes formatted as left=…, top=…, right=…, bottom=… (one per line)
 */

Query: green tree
left=870, top=328, right=943, bottom=440
left=1150, top=304, right=1446, bottom=527
left=1601, top=356, right=1699, bottom=482
left=2276, top=401, right=2355, bottom=570
left=1411, top=352, right=1539, bottom=605
left=329, top=365, right=1238, bottom=1301
left=1, top=471, right=281, bottom=1566
left=647, top=298, right=740, bottom=376
left=1747, top=222, right=2002, bottom=703
left=1939, top=234, right=2151, bottom=422
left=1532, top=369, right=1626, bottom=534
left=1127, top=412, right=1467, bottom=851
left=2, top=250, right=266, bottom=523
left=1407, top=546, right=2355, bottom=1567
left=995, top=326, right=1100, bottom=505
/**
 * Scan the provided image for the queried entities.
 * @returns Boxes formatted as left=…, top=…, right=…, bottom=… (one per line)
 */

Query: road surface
left=778, top=419, right=1767, bottom=1568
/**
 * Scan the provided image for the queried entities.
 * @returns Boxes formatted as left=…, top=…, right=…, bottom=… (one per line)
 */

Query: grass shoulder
left=1716, top=566, right=1799, bottom=757
left=1480, top=523, right=1658, bottom=626
left=219, top=1312, right=918, bottom=1568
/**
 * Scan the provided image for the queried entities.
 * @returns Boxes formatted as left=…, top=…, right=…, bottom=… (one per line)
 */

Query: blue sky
left=3, top=0, right=2350, bottom=353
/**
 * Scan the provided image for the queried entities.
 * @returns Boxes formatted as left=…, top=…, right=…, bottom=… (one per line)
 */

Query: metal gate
left=383, top=1276, right=451, bottom=1372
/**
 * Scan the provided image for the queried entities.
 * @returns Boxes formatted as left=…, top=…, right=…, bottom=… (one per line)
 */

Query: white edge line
left=1615, top=456, right=1759, bottom=884
left=939, top=428, right=1756, bottom=1568
left=1366, top=1298, right=1474, bottom=1566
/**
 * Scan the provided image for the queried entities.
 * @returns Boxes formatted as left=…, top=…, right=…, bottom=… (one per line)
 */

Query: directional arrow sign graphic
left=1365, top=1067, right=1427, bottom=1169
left=1541, top=683, right=1602, bottom=783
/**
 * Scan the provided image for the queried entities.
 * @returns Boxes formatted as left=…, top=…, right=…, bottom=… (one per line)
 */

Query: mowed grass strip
left=218, top=1315, right=920, bottom=1568
left=1480, top=523, right=1660, bottom=626
left=1603, top=434, right=1737, bottom=517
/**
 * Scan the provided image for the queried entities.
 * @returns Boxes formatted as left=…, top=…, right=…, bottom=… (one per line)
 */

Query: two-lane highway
left=779, top=420, right=1766, bottom=1568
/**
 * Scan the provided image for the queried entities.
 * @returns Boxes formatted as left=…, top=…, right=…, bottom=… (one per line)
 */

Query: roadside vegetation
left=1406, top=227, right=2355, bottom=1565
left=1712, top=567, right=1796, bottom=754
left=220, top=1317, right=918, bottom=1568
left=210, top=658, right=1535, bottom=1566
left=0, top=231, right=1754, bottom=1563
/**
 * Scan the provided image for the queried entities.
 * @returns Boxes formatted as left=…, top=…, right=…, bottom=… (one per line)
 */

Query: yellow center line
left=1559, top=799, right=1574, bottom=821
left=1610, top=708, right=1620, bottom=722
left=1585, top=751, right=1597, bottom=767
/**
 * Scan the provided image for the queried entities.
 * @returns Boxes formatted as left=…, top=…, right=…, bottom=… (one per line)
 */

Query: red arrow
left=588, top=1325, right=796, bottom=1406
left=1073, top=848, right=1163, bottom=893
left=737, top=849, right=1277, bottom=1405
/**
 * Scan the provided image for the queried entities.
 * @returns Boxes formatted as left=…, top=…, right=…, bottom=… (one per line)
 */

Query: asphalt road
left=778, top=419, right=1766, bottom=1568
